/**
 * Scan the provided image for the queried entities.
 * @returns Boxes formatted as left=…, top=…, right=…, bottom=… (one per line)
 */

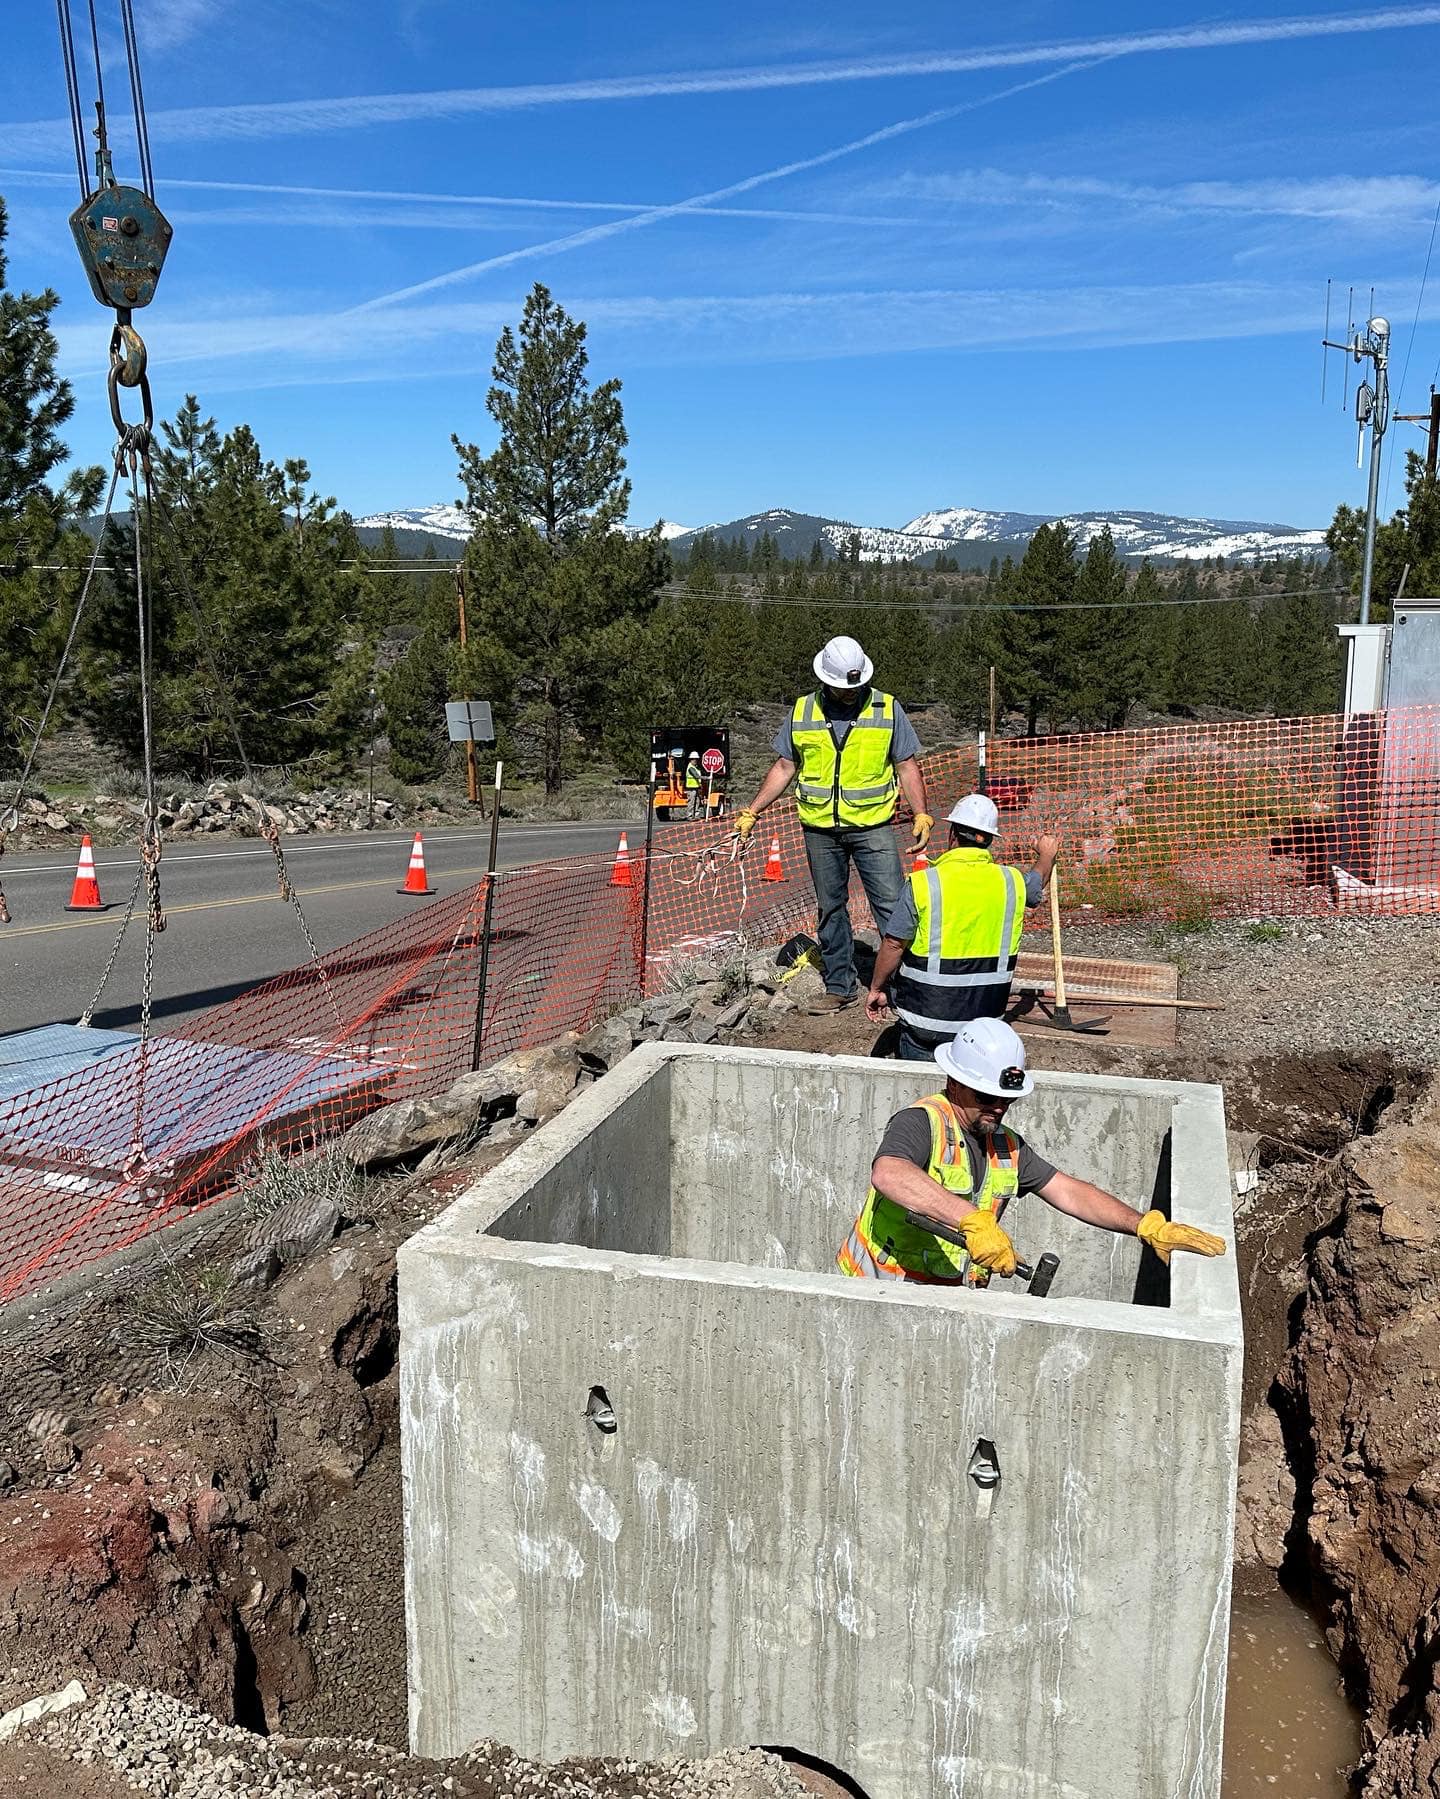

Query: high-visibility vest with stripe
left=836, top=1095, right=1019, bottom=1284
left=892, top=848, right=1026, bottom=1039
left=685, top=763, right=702, bottom=789
left=790, top=690, right=898, bottom=829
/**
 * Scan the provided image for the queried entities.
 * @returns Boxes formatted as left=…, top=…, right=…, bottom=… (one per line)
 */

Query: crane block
left=68, top=184, right=172, bottom=312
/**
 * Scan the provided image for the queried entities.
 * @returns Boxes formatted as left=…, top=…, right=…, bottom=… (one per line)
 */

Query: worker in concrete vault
left=730, top=634, right=931, bottom=1014
left=836, top=1018, right=1227, bottom=1285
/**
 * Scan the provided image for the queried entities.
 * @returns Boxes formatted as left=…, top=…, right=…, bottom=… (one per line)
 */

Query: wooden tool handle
left=1048, top=861, right=1067, bottom=1010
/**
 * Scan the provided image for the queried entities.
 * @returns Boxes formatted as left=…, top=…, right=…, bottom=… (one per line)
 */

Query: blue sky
left=5, top=2, right=1440, bottom=531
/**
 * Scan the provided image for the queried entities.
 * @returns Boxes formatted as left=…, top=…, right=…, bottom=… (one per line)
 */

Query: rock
left=343, top=1040, right=580, bottom=1168
left=248, top=1193, right=342, bottom=1262
left=576, top=1013, right=635, bottom=1072
left=780, top=965, right=825, bottom=1006
left=41, top=1433, right=78, bottom=1472
left=688, top=1018, right=719, bottom=1045
left=746, top=954, right=781, bottom=994
left=91, top=1382, right=128, bottom=1409
left=714, top=997, right=750, bottom=1031
left=94, top=812, right=123, bottom=832
left=26, top=1406, right=74, bottom=1442
left=767, top=989, right=796, bottom=1013
left=0, top=1460, right=17, bottom=1489
left=0, top=1679, right=88, bottom=1743
left=230, top=1243, right=283, bottom=1293
left=686, top=960, right=723, bottom=984
left=43, top=812, right=70, bottom=831
left=642, top=993, right=693, bottom=1029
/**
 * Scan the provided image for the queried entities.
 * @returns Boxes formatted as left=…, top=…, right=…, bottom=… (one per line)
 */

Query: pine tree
left=78, top=399, right=366, bottom=777
left=0, top=197, right=103, bottom=772
left=453, top=284, right=666, bottom=794
left=1328, top=449, right=1440, bottom=614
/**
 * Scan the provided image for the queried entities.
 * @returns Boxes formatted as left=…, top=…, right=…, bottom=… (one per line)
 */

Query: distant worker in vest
left=731, top=636, right=932, bottom=1013
left=865, top=793, right=1059, bottom=1061
left=837, top=1018, right=1227, bottom=1284
left=684, top=752, right=704, bottom=819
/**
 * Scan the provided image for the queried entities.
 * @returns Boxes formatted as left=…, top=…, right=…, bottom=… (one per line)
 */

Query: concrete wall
left=400, top=1044, right=1242, bottom=1799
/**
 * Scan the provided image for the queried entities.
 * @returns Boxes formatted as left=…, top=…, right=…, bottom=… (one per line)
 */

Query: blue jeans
left=802, top=824, right=904, bottom=997
left=897, top=1021, right=943, bottom=1063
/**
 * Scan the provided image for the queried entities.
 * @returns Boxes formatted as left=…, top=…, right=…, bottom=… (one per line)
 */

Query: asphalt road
left=0, top=820, right=636, bottom=1039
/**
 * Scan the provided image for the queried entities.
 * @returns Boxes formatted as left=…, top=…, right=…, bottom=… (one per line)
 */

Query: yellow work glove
left=958, top=1210, right=1017, bottom=1277
left=911, top=811, right=935, bottom=849
left=731, top=808, right=758, bottom=843
left=1136, top=1210, right=1227, bottom=1265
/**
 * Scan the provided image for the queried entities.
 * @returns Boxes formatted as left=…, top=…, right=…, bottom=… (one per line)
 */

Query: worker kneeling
left=836, top=1018, right=1226, bottom=1285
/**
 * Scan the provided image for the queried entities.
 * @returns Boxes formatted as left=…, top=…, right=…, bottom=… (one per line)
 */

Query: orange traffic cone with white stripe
left=397, top=832, right=435, bottom=895
left=912, top=849, right=929, bottom=873
left=65, top=835, right=109, bottom=911
left=762, top=836, right=784, bottom=882
left=610, top=831, right=633, bottom=887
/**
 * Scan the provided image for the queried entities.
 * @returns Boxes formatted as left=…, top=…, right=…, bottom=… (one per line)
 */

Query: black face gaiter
left=823, top=684, right=869, bottom=717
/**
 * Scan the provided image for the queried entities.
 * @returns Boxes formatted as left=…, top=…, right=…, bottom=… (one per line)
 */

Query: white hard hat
left=812, top=635, right=873, bottom=689
left=935, top=1018, right=1034, bottom=1099
left=948, top=793, right=1000, bottom=837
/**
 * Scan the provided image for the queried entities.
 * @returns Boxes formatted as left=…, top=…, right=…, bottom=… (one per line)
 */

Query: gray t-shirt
left=772, top=691, right=922, bottom=763
left=876, top=1104, right=1057, bottom=1196
left=881, top=864, right=1044, bottom=943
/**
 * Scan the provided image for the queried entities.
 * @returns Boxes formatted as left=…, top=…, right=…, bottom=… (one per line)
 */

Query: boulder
left=642, top=993, right=693, bottom=1030
left=342, top=1039, right=581, bottom=1169
left=41, top=1433, right=78, bottom=1473
left=576, top=1013, right=635, bottom=1072
left=247, top=1193, right=342, bottom=1262
left=230, top=1243, right=283, bottom=1293
left=713, top=997, right=751, bottom=1031
left=780, top=965, right=826, bottom=1007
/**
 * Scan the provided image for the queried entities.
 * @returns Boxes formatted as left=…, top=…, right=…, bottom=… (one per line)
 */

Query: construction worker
left=837, top=1018, right=1227, bottom=1284
left=732, top=635, right=932, bottom=1013
left=866, top=794, right=1059, bottom=1061
left=684, top=752, right=704, bottom=819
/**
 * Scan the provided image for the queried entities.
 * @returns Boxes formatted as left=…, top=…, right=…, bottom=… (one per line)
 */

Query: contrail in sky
left=7, top=6, right=1440, bottom=148
left=349, top=60, right=1100, bottom=313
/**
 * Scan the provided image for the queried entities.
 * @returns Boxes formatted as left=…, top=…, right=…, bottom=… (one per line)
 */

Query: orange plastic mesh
left=0, top=704, right=1435, bottom=1303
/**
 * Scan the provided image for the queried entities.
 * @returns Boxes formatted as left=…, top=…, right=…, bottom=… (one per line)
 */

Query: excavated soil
left=0, top=915, right=1436, bottom=1793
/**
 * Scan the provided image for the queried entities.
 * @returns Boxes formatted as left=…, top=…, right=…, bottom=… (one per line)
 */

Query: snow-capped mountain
left=357, top=504, right=470, bottom=541
left=668, top=506, right=1327, bottom=565
left=352, top=502, right=1326, bottom=565
left=354, top=506, right=694, bottom=543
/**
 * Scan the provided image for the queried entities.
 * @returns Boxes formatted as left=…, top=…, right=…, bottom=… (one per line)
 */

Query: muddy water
left=1224, top=1587, right=1360, bottom=1797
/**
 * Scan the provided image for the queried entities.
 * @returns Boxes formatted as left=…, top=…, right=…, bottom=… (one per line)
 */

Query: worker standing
left=837, top=1019, right=1227, bottom=1284
left=866, top=794, right=1059, bottom=1060
left=732, top=636, right=932, bottom=1013
left=684, top=752, right=704, bottom=819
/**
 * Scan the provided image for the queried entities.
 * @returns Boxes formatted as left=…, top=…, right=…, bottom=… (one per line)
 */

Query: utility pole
left=455, top=568, right=482, bottom=812
left=1323, top=312, right=1390, bottom=625
left=1394, top=388, right=1440, bottom=481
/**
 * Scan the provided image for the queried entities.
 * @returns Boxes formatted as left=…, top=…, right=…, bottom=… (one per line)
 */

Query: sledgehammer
left=899, top=1209, right=1060, bottom=1295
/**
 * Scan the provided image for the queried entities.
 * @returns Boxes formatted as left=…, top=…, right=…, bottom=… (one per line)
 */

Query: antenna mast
left=1323, top=305, right=1391, bottom=625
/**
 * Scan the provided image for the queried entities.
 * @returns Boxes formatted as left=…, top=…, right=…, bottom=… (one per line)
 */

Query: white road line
left=0, top=822, right=631, bottom=878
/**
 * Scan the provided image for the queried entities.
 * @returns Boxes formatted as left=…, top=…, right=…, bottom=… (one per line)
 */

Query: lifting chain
left=259, top=817, right=295, bottom=903
left=254, top=808, right=342, bottom=1033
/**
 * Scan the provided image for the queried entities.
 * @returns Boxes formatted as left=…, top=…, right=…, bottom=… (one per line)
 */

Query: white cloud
left=9, top=6, right=1440, bottom=152
left=873, top=168, right=1440, bottom=226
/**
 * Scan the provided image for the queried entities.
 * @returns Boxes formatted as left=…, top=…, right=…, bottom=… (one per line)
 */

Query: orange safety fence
left=0, top=702, right=1437, bottom=1304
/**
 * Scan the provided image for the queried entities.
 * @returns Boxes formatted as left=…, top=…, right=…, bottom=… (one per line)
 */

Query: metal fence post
left=637, top=774, right=657, bottom=1001
left=470, top=873, right=496, bottom=1073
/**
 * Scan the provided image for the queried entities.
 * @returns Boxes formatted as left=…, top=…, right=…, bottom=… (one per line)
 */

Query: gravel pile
left=26, top=1686, right=806, bottom=1799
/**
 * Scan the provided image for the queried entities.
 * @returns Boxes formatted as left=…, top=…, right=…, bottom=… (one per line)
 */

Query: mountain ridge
left=354, top=501, right=1328, bottom=565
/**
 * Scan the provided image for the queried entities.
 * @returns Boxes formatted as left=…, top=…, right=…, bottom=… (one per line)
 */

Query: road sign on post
left=700, top=747, right=725, bottom=776
left=446, top=700, right=495, bottom=744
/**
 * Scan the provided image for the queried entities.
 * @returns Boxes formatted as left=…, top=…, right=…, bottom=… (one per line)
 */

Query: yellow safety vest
left=685, top=763, right=702, bottom=789
left=836, top=1095, right=1019, bottom=1285
left=893, top=848, right=1026, bottom=1039
left=790, top=690, right=898, bottom=829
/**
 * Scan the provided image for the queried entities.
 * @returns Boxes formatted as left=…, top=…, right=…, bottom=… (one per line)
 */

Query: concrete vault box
left=400, top=1044, right=1241, bottom=1799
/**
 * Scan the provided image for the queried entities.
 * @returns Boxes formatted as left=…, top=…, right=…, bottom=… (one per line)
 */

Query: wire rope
left=53, top=0, right=89, bottom=196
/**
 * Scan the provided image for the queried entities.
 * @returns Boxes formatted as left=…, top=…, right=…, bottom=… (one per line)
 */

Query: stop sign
left=700, top=748, right=725, bottom=775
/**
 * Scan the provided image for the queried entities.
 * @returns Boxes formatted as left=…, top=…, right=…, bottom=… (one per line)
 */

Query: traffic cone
left=65, top=835, right=108, bottom=911
left=912, top=849, right=929, bottom=873
left=610, top=831, right=633, bottom=888
left=762, top=836, right=784, bottom=882
left=397, top=832, right=435, bottom=895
